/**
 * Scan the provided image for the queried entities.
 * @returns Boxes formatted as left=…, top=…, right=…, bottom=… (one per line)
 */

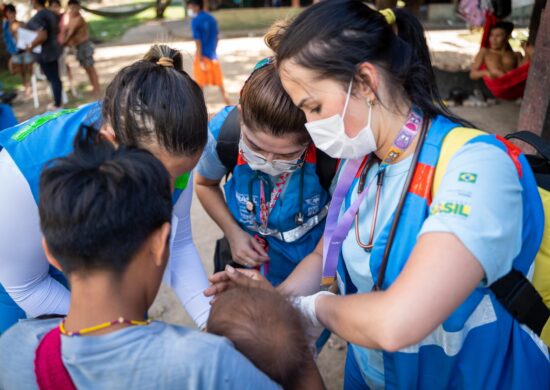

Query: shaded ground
left=5, top=30, right=523, bottom=389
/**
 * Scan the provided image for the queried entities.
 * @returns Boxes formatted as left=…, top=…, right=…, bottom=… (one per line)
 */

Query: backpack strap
left=434, top=127, right=550, bottom=342
left=34, top=327, right=77, bottom=390
left=505, top=131, right=550, bottom=161
left=215, top=107, right=241, bottom=174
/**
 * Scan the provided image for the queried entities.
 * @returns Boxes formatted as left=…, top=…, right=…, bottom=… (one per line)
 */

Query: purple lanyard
left=321, top=158, right=382, bottom=285
left=321, top=109, right=423, bottom=286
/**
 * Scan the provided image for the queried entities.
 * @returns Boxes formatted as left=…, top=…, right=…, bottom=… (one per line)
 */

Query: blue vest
left=338, top=115, right=549, bottom=388
left=0, top=103, right=102, bottom=202
left=210, top=108, right=331, bottom=286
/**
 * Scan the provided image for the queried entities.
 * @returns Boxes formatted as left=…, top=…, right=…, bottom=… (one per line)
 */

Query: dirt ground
left=5, top=29, right=522, bottom=389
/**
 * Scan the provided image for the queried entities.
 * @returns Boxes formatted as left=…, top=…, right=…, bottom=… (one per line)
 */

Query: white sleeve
left=0, top=150, right=70, bottom=318
left=166, top=174, right=212, bottom=328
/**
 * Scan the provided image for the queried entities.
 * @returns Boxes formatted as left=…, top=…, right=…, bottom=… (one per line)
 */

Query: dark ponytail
left=102, top=44, right=208, bottom=156
left=276, top=0, right=469, bottom=125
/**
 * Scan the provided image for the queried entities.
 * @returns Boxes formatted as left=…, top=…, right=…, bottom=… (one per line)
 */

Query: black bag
left=213, top=236, right=244, bottom=274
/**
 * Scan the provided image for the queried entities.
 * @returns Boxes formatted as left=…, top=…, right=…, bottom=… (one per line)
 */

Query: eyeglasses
left=238, top=137, right=306, bottom=172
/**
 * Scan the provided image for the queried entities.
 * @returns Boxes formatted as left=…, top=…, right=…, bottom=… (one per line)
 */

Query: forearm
left=469, top=69, right=487, bottom=80
left=278, top=250, right=323, bottom=297
left=277, top=237, right=324, bottom=297
left=195, top=182, right=242, bottom=238
left=195, top=40, right=202, bottom=58
left=29, top=31, right=46, bottom=49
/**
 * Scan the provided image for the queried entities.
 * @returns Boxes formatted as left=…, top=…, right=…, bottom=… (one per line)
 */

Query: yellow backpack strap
left=432, top=127, right=486, bottom=196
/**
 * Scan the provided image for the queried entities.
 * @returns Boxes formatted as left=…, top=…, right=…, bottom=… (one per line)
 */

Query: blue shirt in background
left=0, top=318, right=279, bottom=390
left=191, top=11, right=219, bottom=60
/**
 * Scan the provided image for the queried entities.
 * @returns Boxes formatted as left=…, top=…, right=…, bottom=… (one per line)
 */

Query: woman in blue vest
left=195, top=58, right=333, bottom=286
left=0, top=44, right=212, bottom=332
left=206, top=1, right=550, bottom=388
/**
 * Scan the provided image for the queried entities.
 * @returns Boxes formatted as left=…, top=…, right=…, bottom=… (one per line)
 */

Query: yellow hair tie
left=379, top=8, right=396, bottom=25
left=157, top=56, right=174, bottom=68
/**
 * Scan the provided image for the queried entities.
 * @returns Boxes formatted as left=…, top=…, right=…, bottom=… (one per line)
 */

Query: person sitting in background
left=61, top=0, right=100, bottom=99
left=207, top=286, right=324, bottom=389
left=0, top=135, right=279, bottom=389
left=470, top=21, right=531, bottom=80
left=2, top=4, right=34, bottom=96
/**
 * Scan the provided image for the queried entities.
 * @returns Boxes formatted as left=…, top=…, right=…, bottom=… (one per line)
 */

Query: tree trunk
left=156, top=0, right=173, bottom=19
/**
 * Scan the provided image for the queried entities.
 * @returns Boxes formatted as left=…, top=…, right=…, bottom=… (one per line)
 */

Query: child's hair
left=49, top=0, right=61, bottom=7
left=4, top=3, right=16, bottom=14
left=207, top=287, right=310, bottom=388
left=38, top=132, right=173, bottom=276
left=67, top=0, right=80, bottom=6
left=102, top=44, right=208, bottom=156
left=491, top=21, right=514, bottom=35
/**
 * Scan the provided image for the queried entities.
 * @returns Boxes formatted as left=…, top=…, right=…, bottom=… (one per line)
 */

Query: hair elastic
left=379, top=8, right=396, bottom=25
left=157, top=57, right=174, bottom=68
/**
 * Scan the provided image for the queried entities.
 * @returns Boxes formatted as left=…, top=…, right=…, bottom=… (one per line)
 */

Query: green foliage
left=0, top=69, right=22, bottom=91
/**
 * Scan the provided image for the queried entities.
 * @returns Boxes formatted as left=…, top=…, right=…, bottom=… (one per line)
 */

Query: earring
left=367, top=99, right=374, bottom=107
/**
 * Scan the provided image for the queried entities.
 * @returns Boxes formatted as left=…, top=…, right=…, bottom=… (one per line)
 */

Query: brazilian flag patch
left=458, top=172, right=477, bottom=184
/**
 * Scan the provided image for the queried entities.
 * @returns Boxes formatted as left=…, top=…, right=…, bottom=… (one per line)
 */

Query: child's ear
left=99, top=125, right=118, bottom=147
left=41, top=238, right=63, bottom=271
left=151, top=222, right=171, bottom=268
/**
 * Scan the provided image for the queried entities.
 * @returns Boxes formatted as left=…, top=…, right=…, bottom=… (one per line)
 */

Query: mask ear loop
left=341, top=79, right=354, bottom=118
left=366, top=100, right=373, bottom=129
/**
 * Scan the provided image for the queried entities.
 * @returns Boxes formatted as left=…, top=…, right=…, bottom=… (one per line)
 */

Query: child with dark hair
left=0, top=44, right=212, bottom=334
left=208, top=287, right=308, bottom=388
left=61, top=0, right=100, bottom=99
left=2, top=3, right=34, bottom=96
left=0, top=137, right=278, bottom=389
left=207, top=286, right=323, bottom=389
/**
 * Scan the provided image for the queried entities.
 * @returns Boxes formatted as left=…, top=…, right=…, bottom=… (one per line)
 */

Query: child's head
left=39, top=134, right=173, bottom=307
left=207, top=287, right=310, bottom=388
left=48, top=0, right=61, bottom=14
left=67, top=0, right=80, bottom=16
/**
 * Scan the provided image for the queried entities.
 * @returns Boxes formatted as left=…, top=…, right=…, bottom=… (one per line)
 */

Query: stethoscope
left=245, top=164, right=307, bottom=230
left=355, top=156, right=386, bottom=252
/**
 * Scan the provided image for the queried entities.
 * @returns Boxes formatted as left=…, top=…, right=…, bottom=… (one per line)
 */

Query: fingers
left=250, top=238, right=269, bottom=260
left=225, top=265, right=263, bottom=288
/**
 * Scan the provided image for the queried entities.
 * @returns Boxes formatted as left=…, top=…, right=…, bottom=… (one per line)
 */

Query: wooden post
left=517, top=3, right=550, bottom=140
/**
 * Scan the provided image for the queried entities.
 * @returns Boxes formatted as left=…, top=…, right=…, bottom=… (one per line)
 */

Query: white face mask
left=305, top=81, right=377, bottom=159
left=188, top=9, right=197, bottom=18
left=239, top=138, right=303, bottom=176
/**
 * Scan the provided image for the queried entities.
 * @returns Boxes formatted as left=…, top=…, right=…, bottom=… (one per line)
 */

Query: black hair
left=187, top=0, right=203, bottom=9
left=39, top=129, right=173, bottom=275
left=276, top=0, right=469, bottom=125
left=102, top=44, right=207, bottom=156
left=67, top=0, right=80, bottom=6
left=207, top=287, right=310, bottom=389
left=4, top=3, right=16, bottom=13
left=35, top=0, right=47, bottom=7
left=49, top=0, right=61, bottom=7
left=491, top=21, right=514, bottom=35
left=241, top=62, right=310, bottom=145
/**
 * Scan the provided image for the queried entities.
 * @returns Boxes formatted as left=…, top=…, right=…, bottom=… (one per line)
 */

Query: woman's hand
left=226, top=228, right=269, bottom=267
left=204, top=265, right=274, bottom=298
